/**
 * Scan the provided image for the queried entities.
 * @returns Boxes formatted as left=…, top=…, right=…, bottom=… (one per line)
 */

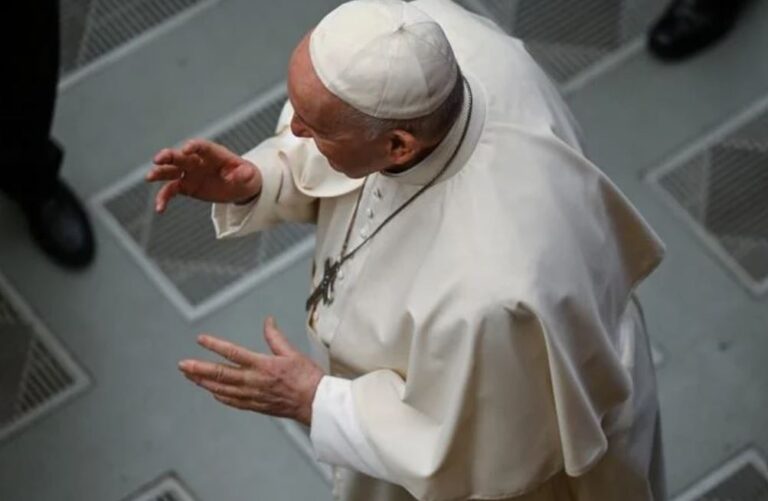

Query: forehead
left=287, top=34, right=339, bottom=129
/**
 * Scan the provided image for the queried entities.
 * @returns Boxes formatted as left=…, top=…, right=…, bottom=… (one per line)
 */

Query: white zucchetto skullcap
left=309, top=0, right=459, bottom=120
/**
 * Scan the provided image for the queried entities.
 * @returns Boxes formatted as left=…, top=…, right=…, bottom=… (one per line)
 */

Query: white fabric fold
left=311, top=375, right=391, bottom=480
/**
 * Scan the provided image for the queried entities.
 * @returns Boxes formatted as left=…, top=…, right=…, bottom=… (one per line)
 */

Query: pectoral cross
left=306, top=258, right=341, bottom=311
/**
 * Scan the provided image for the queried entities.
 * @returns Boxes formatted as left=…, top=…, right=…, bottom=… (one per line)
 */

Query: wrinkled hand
left=178, top=317, right=325, bottom=426
left=146, top=138, right=262, bottom=213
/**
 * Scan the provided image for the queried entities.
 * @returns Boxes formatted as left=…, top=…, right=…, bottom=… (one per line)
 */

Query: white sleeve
left=310, top=375, right=391, bottom=481
left=210, top=132, right=318, bottom=238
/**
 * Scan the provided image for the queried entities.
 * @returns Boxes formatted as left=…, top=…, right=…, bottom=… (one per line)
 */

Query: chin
left=328, top=160, right=366, bottom=179
left=343, top=170, right=368, bottom=179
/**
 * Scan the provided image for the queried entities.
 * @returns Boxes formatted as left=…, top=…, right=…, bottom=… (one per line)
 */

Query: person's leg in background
left=0, top=0, right=95, bottom=269
left=648, top=0, right=750, bottom=60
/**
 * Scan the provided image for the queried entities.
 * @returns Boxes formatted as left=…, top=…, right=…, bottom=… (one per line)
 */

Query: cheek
left=342, top=141, right=375, bottom=164
left=313, top=138, right=381, bottom=175
left=313, top=139, right=338, bottom=162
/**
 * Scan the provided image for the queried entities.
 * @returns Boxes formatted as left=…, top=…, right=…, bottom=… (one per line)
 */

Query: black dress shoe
left=648, top=0, right=747, bottom=60
left=20, top=180, right=95, bottom=269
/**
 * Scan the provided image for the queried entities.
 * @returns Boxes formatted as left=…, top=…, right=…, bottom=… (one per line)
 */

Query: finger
left=183, top=139, right=236, bottom=166
left=153, top=148, right=177, bottom=166
left=197, top=334, right=267, bottom=367
left=187, top=374, right=252, bottom=399
left=212, top=394, right=251, bottom=411
left=213, top=394, right=274, bottom=415
left=264, top=316, right=297, bottom=356
left=155, top=180, right=181, bottom=213
left=146, top=164, right=184, bottom=182
left=153, top=148, right=184, bottom=167
left=222, top=163, right=257, bottom=184
left=178, top=359, right=245, bottom=385
left=154, top=148, right=202, bottom=172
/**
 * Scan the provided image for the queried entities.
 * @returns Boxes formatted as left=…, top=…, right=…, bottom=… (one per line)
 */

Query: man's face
left=286, top=33, right=390, bottom=178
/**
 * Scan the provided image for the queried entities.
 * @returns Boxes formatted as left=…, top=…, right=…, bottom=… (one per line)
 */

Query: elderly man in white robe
left=146, top=0, right=667, bottom=499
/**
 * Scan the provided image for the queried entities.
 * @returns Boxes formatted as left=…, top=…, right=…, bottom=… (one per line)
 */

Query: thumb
left=264, top=316, right=297, bottom=356
left=224, top=163, right=256, bottom=184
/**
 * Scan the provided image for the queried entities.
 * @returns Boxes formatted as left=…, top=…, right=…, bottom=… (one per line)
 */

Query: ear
left=386, top=130, right=422, bottom=167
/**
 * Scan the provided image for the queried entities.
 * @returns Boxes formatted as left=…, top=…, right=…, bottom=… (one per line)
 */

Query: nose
left=290, top=114, right=312, bottom=138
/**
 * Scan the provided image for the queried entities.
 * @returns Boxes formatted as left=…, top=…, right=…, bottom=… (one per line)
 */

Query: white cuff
left=310, top=375, right=390, bottom=480
left=211, top=163, right=281, bottom=239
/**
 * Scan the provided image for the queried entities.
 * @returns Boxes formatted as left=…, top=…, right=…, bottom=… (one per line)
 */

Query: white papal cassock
left=211, top=1, right=667, bottom=499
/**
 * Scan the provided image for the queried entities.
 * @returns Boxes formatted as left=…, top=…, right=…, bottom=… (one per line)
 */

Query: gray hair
left=335, top=72, right=465, bottom=141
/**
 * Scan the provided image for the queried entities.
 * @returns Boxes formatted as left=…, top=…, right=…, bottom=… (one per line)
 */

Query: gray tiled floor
left=0, top=0, right=767, bottom=500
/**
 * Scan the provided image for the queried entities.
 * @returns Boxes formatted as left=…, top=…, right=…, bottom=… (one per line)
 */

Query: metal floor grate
left=648, top=97, right=768, bottom=296
left=0, top=274, right=90, bottom=443
left=458, top=0, right=667, bottom=91
left=60, top=0, right=217, bottom=81
left=123, top=473, right=197, bottom=501
left=674, top=448, right=768, bottom=501
left=93, top=84, right=316, bottom=320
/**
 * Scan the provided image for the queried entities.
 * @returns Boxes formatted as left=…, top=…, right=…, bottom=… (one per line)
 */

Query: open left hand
left=178, top=316, right=324, bottom=426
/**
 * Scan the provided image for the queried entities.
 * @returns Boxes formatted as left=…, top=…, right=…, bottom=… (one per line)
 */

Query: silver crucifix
left=306, top=258, right=342, bottom=311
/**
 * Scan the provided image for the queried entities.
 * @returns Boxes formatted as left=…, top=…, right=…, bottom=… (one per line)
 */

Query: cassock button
left=338, top=269, right=345, bottom=281
left=360, top=227, right=368, bottom=238
left=374, top=188, right=383, bottom=199
left=365, top=208, right=374, bottom=219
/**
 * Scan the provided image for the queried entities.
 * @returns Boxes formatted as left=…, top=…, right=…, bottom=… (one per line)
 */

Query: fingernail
left=178, top=360, right=191, bottom=370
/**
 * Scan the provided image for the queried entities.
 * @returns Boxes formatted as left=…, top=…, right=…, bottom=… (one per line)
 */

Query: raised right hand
left=146, top=139, right=262, bottom=213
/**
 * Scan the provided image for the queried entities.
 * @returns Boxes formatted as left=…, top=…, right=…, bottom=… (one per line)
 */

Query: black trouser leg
left=0, top=0, right=62, bottom=205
